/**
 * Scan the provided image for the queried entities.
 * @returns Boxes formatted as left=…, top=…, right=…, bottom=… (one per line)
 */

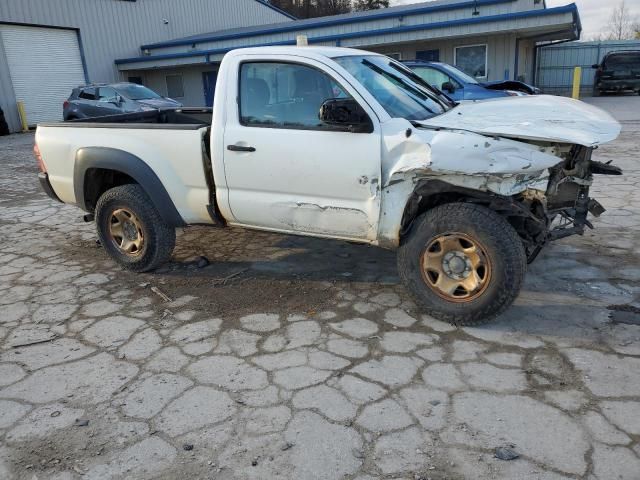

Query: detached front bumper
left=38, top=172, right=62, bottom=203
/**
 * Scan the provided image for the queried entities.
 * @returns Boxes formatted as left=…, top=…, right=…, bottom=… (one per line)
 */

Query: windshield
left=333, top=55, right=452, bottom=121
left=605, top=53, right=640, bottom=68
left=437, top=63, right=480, bottom=84
left=115, top=84, right=162, bottom=100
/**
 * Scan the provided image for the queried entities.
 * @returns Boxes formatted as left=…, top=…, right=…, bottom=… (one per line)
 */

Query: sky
left=390, top=0, right=640, bottom=40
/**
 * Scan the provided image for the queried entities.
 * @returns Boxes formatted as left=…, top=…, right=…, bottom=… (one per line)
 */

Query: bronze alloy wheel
left=420, top=232, right=492, bottom=302
left=108, top=208, right=145, bottom=256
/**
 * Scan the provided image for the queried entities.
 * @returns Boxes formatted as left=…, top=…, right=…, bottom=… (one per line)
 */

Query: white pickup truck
left=35, top=46, right=622, bottom=325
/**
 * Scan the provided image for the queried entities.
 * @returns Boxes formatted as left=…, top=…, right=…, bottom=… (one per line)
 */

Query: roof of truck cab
left=225, top=46, right=381, bottom=59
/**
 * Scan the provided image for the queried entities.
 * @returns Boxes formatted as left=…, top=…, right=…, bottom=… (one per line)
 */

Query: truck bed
left=36, top=108, right=214, bottom=225
left=41, top=108, right=212, bottom=129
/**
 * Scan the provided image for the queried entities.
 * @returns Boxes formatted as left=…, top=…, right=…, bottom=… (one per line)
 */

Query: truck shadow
left=160, top=229, right=400, bottom=284
left=149, top=226, right=633, bottom=341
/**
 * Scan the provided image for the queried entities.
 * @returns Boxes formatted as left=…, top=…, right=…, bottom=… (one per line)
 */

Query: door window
left=166, top=74, right=184, bottom=98
left=239, top=62, right=350, bottom=130
left=78, top=88, right=96, bottom=100
left=412, top=66, right=452, bottom=90
left=98, top=87, right=118, bottom=103
left=454, top=44, right=488, bottom=79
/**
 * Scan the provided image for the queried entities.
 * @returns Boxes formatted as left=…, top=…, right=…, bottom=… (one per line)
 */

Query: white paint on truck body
left=36, top=46, right=622, bottom=249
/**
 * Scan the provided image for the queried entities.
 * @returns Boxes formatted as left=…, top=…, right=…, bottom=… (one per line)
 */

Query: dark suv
left=63, top=83, right=182, bottom=120
left=592, top=50, right=640, bottom=96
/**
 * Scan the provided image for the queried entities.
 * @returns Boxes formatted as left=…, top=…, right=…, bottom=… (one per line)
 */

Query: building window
left=454, top=44, right=487, bottom=79
left=387, top=52, right=402, bottom=61
left=416, top=50, right=440, bottom=62
left=128, top=76, right=143, bottom=85
left=166, top=74, right=184, bottom=98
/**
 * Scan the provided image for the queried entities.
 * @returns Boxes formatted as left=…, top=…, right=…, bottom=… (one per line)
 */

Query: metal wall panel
left=536, top=40, right=640, bottom=96
left=0, top=0, right=290, bottom=131
left=148, top=0, right=531, bottom=56
left=141, top=65, right=219, bottom=107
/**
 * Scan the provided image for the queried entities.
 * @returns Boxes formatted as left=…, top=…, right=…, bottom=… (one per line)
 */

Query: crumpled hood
left=418, top=95, right=621, bottom=146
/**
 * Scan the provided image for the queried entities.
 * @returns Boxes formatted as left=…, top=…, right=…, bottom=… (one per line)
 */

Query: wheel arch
left=398, top=179, right=543, bottom=246
left=73, top=147, right=185, bottom=227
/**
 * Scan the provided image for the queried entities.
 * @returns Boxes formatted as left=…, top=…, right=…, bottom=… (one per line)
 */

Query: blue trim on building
left=118, top=4, right=579, bottom=66
left=252, top=0, right=297, bottom=20
left=141, top=0, right=516, bottom=50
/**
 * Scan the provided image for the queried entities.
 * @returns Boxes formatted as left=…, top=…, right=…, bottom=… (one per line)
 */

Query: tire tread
left=95, top=184, right=175, bottom=272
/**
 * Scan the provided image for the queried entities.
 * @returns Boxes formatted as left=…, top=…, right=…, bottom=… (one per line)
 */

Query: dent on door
left=269, top=171, right=380, bottom=239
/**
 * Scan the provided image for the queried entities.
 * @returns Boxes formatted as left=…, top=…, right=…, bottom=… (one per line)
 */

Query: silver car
left=63, top=82, right=182, bottom=120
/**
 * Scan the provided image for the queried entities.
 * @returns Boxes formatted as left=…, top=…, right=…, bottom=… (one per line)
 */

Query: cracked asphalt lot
left=0, top=97, right=639, bottom=480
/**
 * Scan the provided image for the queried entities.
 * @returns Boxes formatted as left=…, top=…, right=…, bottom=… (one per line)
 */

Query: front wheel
left=95, top=184, right=176, bottom=272
left=397, top=203, right=527, bottom=326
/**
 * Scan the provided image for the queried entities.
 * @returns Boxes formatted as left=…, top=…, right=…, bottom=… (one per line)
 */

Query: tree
left=268, top=0, right=388, bottom=18
left=353, top=0, right=390, bottom=11
left=316, top=0, right=352, bottom=16
left=604, top=1, right=637, bottom=40
left=269, top=0, right=351, bottom=18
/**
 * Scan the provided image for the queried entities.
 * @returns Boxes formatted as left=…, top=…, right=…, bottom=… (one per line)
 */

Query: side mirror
left=441, top=81, right=456, bottom=93
left=591, top=64, right=600, bottom=69
left=319, top=98, right=373, bottom=133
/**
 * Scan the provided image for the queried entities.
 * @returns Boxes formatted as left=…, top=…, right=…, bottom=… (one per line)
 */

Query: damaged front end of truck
left=380, top=95, right=623, bottom=262
left=393, top=141, right=622, bottom=263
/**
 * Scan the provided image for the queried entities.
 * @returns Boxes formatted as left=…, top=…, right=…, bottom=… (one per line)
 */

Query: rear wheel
left=397, top=203, right=526, bottom=326
left=95, top=184, right=175, bottom=272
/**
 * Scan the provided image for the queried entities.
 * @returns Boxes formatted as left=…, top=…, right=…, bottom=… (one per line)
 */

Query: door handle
left=227, top=144, right=256, bottom=152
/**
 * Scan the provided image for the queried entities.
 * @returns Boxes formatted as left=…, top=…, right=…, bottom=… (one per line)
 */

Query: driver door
left=221, top=56, right=381, bottom=242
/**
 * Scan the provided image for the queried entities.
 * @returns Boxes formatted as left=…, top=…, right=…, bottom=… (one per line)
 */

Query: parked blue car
left=403, top=60, right=540, bottom=101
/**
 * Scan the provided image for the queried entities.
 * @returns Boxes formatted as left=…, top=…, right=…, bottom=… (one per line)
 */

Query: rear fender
left=73, top=147, right=185, bottom=227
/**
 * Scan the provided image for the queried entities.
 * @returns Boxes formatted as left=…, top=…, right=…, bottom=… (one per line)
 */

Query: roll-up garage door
left=0, top=24, right=86, bottom=126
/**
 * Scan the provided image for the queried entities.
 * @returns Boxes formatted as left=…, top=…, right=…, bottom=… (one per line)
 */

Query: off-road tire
left=397, top=203, right=527, bottom=326
left=95, top=184, right=176, bottom=272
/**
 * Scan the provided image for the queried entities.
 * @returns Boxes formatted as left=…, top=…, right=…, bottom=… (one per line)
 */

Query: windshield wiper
left=361, top=59, right=440, bottom=114
left=388, top=62, right=453, bottom=110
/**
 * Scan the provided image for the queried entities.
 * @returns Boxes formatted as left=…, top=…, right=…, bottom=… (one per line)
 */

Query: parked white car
left=34, top=46, right=622, bottom=325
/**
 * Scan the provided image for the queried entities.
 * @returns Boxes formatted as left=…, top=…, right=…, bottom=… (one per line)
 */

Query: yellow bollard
left=571, top=66, right=581, bottom=99
left=16, top=101, right=29, bottom=132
